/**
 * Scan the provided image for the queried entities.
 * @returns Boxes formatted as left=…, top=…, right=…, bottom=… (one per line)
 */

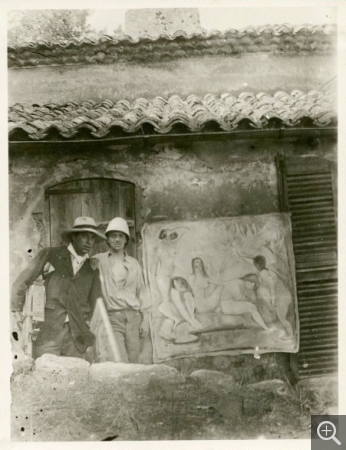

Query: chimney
left=125, top=8, right=201, bottom=38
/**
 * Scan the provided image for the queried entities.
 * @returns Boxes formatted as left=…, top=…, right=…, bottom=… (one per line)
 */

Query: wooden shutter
left=46, top=178, right=137, bottom=257
left=276, top=156, right=337, bottom=379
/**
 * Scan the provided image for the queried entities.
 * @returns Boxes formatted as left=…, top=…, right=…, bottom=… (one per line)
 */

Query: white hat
left=105, top=217, right=130, bottom=238
left=62, top=216, right=106, bottom=242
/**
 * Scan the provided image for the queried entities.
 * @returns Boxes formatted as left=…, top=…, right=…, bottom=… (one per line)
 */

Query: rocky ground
left=11, top=354, right=338, bottom=441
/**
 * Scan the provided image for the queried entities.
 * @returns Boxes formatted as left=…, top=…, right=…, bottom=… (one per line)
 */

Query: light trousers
left=108, top=309, right=141, bottom=363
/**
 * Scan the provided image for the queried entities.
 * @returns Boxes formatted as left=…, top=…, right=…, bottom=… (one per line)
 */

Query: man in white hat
left=11, top=216, right=106, bottom=359
left=93, top=217, right=150, bottom=363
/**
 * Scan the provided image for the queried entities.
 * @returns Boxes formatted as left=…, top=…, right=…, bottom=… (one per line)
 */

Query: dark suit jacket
left=11, top=246, right=102, bottom=352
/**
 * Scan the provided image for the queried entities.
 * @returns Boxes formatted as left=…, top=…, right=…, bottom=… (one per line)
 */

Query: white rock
left=298, top=376, right=338, bottom=406
left=298, top=375, right=338, bottom=390
left=244, top=379, right=285, bottom=391
left=189, top=369, right=235, bottom=390
left=90, top=362, right=184, bottom=384
left=12, top=355, right=34, bottom=376
left=35, top=353, right=90, bottom=376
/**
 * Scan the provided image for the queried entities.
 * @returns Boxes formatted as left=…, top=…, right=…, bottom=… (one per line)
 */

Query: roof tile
left=8, top=24, right=336, bottom=68
left=9, top=90, right=336, bottom=141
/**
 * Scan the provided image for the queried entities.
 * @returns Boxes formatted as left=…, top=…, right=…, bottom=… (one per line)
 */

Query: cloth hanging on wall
left=142, top=213, right=299, bottom=362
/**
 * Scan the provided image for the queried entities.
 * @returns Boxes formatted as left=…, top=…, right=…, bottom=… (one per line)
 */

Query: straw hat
left=61, top=216, right=106, bottom=242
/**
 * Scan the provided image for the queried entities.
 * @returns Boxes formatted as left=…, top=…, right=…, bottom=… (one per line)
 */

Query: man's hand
left=84, top=346, right=95, bottom=363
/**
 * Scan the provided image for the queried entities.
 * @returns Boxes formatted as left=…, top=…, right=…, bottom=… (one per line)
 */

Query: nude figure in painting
left=252, top=255, right=294, bottom=336
left=233, top=244, right=294, bottom=337
left=151, top=227, right=187, bottom=303
left=188, top=257, right=224, bottom=313
left=220, top=277, right=270, bottom=331
left=188, top=257, right=270, bottom=331
left=158, top=276, right=203, bottom=343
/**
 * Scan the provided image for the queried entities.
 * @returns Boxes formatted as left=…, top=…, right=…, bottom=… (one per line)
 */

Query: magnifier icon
left=317, top=421, right=341, bottom=445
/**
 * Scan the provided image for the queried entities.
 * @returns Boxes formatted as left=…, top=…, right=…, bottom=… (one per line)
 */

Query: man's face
left=71, top=232, right=96, bottom=256
left=107, top=231, right=127, bottom=252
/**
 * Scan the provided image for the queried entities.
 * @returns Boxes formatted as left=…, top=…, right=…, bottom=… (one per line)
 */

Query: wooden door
left=46, top=179, right=136, bottom=256
left=276, top=156, right=337, bottom=379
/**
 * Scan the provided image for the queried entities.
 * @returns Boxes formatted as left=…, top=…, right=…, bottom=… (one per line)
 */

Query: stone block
left=298, top=375, right=338, bottom=392
left=245, top=379, right=286, bottom=391
left=35, top=354, right=90, bottom=376
left=90, top=362, right=185, bottom=385
left=12, top=355, right=34, bottom=376
left=298, top=375, right=338, bottom=407
left=189, top=369, right=235, bottom=391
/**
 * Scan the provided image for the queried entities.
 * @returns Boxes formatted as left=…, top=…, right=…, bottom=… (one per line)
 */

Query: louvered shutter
left=276, top=156, right=337, bottom=379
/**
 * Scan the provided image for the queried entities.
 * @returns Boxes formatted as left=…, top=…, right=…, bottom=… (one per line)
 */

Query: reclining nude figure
left=219, top=278, right=270, bottom=331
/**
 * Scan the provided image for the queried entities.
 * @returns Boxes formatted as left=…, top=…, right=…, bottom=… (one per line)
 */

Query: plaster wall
left=9, top=136, right=336, bottom=276
left=9, top=136, right=336, bottom=376
left=8, top=54, right=336, bottom=106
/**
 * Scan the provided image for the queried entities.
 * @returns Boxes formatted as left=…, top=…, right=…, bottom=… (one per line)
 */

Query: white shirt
left=67, top=243, right=89, bottom=275
left=63, top=244, right=89, bottom=322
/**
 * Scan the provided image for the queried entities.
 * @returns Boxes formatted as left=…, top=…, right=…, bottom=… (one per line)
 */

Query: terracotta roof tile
left=8, top=24, right=336, bottom=68
left=8, top=90, right=336, bottom=141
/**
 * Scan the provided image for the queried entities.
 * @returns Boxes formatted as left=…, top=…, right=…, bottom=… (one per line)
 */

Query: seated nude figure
left=158, top=276, right=202, bottom=343
left=188, top=257, right=224, bottom=313
left=189, top=257, right=269, bottom=331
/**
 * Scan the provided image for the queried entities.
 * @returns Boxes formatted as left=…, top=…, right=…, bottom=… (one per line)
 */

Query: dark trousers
left=108, top=310, right=141, bottom=363
left=32, top=322, right=84, bottom=359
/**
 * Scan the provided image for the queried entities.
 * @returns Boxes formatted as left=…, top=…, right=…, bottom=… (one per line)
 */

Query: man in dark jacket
left=11, top=216, right=105, bottom=359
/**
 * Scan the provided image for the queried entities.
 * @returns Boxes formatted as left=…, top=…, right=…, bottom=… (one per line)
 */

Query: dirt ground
left=11, top=362, right=338, bottom=442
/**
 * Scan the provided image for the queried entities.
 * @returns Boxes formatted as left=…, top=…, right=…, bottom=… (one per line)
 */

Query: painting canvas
left=142, top=213, right=299, bottom=362
left=90, top=298, right=122, bottom=363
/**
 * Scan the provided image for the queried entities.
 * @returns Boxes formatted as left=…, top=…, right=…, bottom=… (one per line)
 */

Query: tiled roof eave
left=8, top=24, right=337, bottom=69
left=8, top=90, right=337, bottom=141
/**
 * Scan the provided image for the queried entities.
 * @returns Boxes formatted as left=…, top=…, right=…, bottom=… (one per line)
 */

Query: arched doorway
left=46, top=178, right=136, bottom=256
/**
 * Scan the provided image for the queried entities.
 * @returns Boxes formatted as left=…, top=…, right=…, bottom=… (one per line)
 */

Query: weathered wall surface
left=9, top=135, right=336, bottom=376
left=125, top=8, right=201, bottom=38
left=8, top=54, right=336, bottom=105
left=9, top=136, right=336, bottom=276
